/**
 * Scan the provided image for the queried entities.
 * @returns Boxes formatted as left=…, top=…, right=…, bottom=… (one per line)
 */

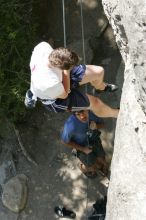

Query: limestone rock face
left=102, top=0, right=146, bottom=220
left=2, top=174, right=28, bottom=213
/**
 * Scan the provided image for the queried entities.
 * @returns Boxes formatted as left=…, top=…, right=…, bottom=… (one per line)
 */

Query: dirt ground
left=0, top=0, right=123, bottom=219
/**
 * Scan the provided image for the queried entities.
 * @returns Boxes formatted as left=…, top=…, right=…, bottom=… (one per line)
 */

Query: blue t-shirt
left=61, top=112, right=103, bottom=146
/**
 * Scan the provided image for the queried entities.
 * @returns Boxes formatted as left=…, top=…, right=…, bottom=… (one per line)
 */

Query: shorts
left=70, top=64, right=86, bottom=88
left=77, top=135, right=105, bottom=166
left=44, top=88, right=90, bottom=113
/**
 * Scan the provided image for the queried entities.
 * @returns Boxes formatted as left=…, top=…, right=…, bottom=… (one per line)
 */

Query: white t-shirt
left=30, top=42, right=64, bottom=100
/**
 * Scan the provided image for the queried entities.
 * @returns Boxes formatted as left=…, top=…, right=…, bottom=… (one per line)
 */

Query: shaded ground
left=0, top=0, right=123, bottom=219
left=14, top=108, right=110, bottom=220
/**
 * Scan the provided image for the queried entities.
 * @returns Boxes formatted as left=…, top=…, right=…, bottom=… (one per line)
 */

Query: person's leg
left=79, top=65, right=106, bottom=90
left=71, top=64, right=118, bottom=92
left=79, top=163, right=97, bottom=175
left=95, top=157, right=108, bottom=175
left=86, top=94, right=119, bottom=118
left=42, top=89, right=119, bottom=118
left=78, top=151, right=97, bottom=176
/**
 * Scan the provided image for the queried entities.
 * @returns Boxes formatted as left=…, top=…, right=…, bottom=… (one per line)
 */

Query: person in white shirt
left=25, top=41, right=119, bottom=118
left=30, top=42, right=64, bottom=100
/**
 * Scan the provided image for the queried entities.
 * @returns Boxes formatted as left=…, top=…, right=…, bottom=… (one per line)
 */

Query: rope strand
left=80, top=0, right=87, bottom=93
left=80, top=0, right=86, bottom=64
left=62, top=0, right=67, bottom=47
left=79, top=1, right=90, bottom=218
left=62, top=1, right=90, bottom=218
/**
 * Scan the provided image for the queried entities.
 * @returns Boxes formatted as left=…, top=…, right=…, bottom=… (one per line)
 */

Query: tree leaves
left=0, top=0, right=37, bottom=122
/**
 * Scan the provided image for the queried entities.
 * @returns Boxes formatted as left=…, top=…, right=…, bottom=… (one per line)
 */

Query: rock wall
left=102, top=0, right=146, bottom=219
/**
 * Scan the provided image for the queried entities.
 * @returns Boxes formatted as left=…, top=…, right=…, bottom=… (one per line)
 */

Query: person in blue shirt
left=61, top=110, right=108, bottom=178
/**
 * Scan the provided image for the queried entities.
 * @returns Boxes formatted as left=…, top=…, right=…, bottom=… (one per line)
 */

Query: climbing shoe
left=104, top=83, right=118, bottom=92
left=24, top=89, right=36, bottom=108
left=96, top=84, right=118, bottom=93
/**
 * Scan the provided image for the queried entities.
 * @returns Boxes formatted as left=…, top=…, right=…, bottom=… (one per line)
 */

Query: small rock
left=29, top=209, right=32, bottom=214
left=2, top=174, right=28, bottom=213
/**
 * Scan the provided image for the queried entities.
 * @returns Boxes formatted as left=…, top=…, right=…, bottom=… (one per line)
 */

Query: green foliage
left=0, top=0, right=38, bottom=122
